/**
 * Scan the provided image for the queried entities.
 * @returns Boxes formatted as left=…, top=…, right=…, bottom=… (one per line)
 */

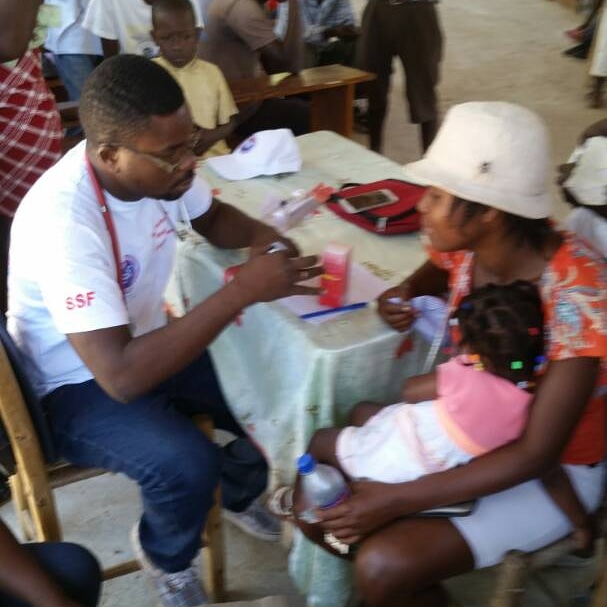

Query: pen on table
left=299, top=301, right=368, bottom=320
left=387, top=296, right=414, bottom=358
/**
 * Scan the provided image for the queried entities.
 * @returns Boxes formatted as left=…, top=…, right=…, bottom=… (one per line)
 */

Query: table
left=165, top=131, right=428, bottom=607
left=228, top=65, right=375, bottom=137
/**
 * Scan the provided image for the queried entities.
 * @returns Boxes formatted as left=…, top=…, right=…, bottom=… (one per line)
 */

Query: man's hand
left=193, top=127, right=220, bottom=157
left=325, top=24, right=359, bottom=40
left=314, top=481, right=402, bottom=545
left=233, top=251, right=322, bottom=304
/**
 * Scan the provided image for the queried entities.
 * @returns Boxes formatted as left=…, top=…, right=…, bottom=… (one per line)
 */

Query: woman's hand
left=377, top=284, right=416, bottom=332
left=314, top=481, right=403, bottom=545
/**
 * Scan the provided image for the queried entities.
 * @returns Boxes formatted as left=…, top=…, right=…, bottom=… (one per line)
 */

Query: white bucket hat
left=206, top=129, right=301, bottom=180
left=563, top=137, right=607, bottom=207
left=403, top=102, right=553, bottom=219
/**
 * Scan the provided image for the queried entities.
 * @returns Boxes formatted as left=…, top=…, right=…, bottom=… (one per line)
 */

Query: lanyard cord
left=84, top=155, right=125, bottom=298
left=422, top=252, right=473, bottom=373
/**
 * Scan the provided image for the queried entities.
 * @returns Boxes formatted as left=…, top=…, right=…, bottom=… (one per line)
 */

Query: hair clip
left=533, top=355, right=547, bottom=373
left=510, top=360, right=524, bottom=370
left=528, top=327, right=540, bottom=336
left=468, top=354, right=484, bottom=371
left=516, top=380, right=535, bottom=390
left=448, top=318, right=459, bottom=327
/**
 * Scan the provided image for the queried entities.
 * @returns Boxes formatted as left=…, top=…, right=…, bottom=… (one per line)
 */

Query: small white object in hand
left=324, top=532, right=350, bottom=555
left=265, top=241, right=289, bottom=254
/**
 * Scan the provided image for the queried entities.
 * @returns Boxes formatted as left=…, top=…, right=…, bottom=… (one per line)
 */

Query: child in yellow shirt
left=152, top=0, right=238, bottom=158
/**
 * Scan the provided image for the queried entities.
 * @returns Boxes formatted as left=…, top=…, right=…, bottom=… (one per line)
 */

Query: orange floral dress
left=427, top=231, right=607, bottom=465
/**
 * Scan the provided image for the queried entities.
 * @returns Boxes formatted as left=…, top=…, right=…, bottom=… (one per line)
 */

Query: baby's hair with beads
left=453, top=281, right=544, bottom=385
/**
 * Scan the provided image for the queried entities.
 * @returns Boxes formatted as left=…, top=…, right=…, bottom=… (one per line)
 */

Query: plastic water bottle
left=297, top=453, right=349, bottom=524
left=261, top=185, right=334, bottom=233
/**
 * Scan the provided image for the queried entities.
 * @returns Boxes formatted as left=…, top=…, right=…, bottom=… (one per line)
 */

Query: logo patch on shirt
left=121, top=255, right=140, bottom=293
left=65, top=291, right=95, bottom=310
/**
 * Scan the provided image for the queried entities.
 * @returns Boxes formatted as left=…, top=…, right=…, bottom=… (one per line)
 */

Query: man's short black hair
left=79, top=54, right=185, bottom=147
left=152, top=0, right=195, bottom=29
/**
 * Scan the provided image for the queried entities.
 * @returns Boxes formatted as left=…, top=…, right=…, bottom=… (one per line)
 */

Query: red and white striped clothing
left=0, top=50, right=62, bottom=217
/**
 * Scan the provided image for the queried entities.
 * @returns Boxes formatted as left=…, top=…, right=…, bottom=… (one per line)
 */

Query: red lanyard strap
left=84, top=154, right=125, bottom=298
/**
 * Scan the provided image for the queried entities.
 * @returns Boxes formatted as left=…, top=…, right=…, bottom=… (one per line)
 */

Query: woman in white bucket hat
left=307, top=102, right=607, bottom=606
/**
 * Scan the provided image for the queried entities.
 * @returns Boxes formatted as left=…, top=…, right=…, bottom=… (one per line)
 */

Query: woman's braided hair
left=453, top=281, right=545, bottom=385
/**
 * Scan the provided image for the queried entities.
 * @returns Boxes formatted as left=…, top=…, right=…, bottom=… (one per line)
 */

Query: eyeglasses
left=116, top=134, right=199, bottom=174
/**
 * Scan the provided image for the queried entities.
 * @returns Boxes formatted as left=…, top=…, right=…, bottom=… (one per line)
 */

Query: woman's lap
left=355, top=516, right=474, bottom=597
left=452, top=463, right=605, bottom=568
left=353, top=463, right=604, bottom=594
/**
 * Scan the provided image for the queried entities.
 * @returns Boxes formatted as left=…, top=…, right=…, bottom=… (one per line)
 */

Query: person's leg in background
left=357, top=0, right=396, bottom=152
left=589, top=3, right=607, bottom=107
left=317, top=39, right=357, bottom=67
left=234, top=98, right=310, bottom=139
left=52, top=54, right=102, bottom=102
left=0, top=541, right=102, bottom=607
left=397, top=2, right=443, bottom=152
left=52, top=54, right=102, bottom=140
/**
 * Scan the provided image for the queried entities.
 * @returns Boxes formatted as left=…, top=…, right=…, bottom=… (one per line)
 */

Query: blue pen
left=299, top=301, right=368, bottom=320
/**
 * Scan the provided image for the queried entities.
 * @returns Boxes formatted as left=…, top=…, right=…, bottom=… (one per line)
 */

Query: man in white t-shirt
left=7, top=55, right=320, bottom=607
left=82, top=0, right=202, bottom=58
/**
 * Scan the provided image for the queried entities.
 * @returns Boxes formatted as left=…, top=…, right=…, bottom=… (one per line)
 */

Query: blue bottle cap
left=297, top=453, right=317, bottom=474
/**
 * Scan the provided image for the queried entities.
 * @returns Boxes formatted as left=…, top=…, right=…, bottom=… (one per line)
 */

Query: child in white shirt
left=560, top=131, right=607, bottom=258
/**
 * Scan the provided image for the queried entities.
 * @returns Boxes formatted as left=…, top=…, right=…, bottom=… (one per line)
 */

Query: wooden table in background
left=228, top=64, right=375, bottom=137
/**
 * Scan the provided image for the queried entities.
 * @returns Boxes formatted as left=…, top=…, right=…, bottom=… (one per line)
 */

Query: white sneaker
left=223, top=497, right=282, bottom=542
left=130, top=524, right=208, bottom=607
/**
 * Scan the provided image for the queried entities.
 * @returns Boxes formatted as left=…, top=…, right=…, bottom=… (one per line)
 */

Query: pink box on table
left=319, top=243, right=352, bottom=308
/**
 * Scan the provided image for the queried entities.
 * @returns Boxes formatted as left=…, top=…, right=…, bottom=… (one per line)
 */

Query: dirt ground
left=351, top=0, right=605, bottom=219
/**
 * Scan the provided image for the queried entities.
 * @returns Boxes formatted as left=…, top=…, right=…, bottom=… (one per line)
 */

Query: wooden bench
left=48, top=64, right=376, bottom=145
left=228, top=64, right=375, bottom=138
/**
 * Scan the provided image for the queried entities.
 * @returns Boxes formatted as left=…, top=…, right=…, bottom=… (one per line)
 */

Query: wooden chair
left=0, top=323, right=225, bottom=601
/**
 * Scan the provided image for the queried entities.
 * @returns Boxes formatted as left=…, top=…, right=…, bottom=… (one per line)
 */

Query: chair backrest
left=0, top=322, right=57, bottom=466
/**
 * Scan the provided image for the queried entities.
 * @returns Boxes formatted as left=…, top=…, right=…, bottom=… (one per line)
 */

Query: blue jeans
left=43, top=353, right=268, bottom=572
left=0, top=542, right=101, bottom=606
left=52, top=54, right=102, bottom=101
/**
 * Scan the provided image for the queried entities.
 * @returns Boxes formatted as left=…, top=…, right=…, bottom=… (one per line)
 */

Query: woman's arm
left=318, top=356, right=601, bottom=543
left=0, top=0, right=42, bottom=62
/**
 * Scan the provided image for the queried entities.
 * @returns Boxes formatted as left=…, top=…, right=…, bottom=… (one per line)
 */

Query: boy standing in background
left=152, top=0, right=238, bottom=158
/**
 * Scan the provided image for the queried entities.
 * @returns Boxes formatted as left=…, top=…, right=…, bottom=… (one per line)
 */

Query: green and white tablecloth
left=165, top=131, right=429, bottom=607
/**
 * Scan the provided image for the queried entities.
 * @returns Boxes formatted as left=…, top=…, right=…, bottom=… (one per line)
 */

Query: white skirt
left=336, top=401, right=472, bottom=483
left=452, top=462, right=605, bottom=568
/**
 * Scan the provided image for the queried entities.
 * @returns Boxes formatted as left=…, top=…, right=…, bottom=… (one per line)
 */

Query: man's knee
left=153, top=431, right=221, bottom=497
